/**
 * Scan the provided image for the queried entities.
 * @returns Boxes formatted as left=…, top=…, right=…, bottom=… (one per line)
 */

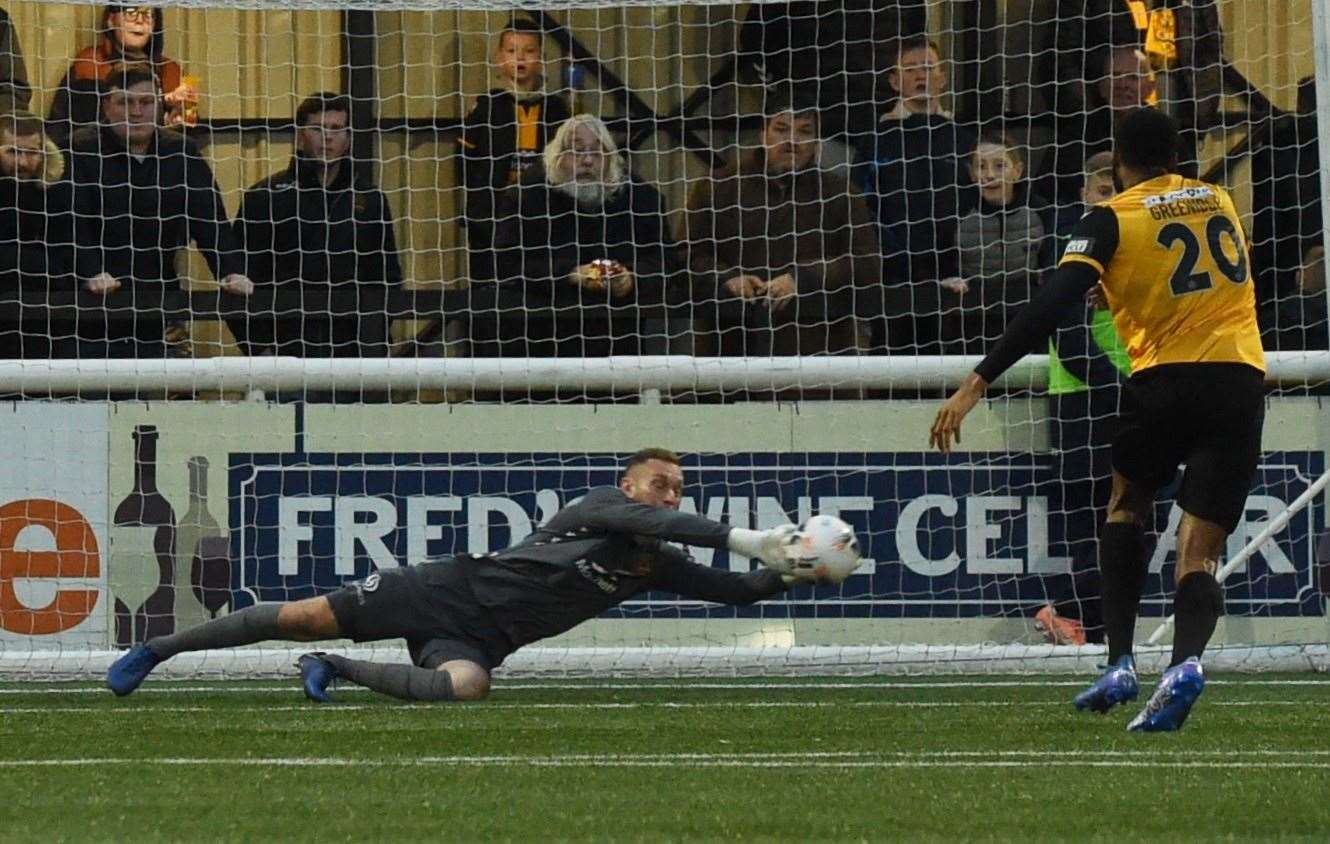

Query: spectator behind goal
left=682, top=92, right=879, bottom=366
left=233, top=92, right=404, bottom=359
left=1033, top=46, right=1197, bottom=218
left=47, top=5, right=197, bottom=147
left=488, top=113, right=680, bottom=360
left=0, top=5, right=31, bottom=113
left=856, top=34, right=976, bottom=353
left=940, top=129, right=1046, bottom=354
left=68, top=63, right=250, bottom=359
left=457, top=18, right=571, bottom=282
left=0, top=109, right=75, bottom=358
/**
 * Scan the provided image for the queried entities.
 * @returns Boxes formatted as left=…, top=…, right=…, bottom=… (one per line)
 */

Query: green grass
left=3, top=674, right=1329, bottom=841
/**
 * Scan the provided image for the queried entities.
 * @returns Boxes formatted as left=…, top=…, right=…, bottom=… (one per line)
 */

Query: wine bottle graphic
left=174, top=456, right=222, bottom=631
left=192, top=535, right=232, bottom=619
left=109, top=425, right=176, bottom=647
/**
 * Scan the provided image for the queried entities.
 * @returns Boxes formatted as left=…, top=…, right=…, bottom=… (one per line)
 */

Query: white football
left=791, top=515, right=863, bottom=584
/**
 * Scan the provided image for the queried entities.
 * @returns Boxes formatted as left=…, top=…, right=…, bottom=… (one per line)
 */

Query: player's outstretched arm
left=561, top=488, right=803, bottom=571
left=575, top=487, right=796, bottom=557
left=930, top=260, right=1104, bottom=453
left=649, top=546, right=789, bottom=606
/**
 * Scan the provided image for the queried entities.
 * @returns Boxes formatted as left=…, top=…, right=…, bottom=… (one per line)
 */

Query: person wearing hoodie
left=233, top=92, right=403, bottom=359
left=941, top=128, right=1047, bottom=354
left=47, top=6, right=196, bottom=147
left=488, top=113, right=679, bottom=363
left=457, top=19, right=571, bottom=283
left=0, top=109, right=75, bottom=358
left=683, top=92, right=879, bottom=366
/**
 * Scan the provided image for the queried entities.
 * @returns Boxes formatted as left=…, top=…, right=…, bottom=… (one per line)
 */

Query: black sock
left=323, top=655, right=456, bottom=702
left=146, top=604, right=283, bottom=660
left=1170, top=571, right=1224, bottom=667
left=1099, top=522, right=1148, bottom=664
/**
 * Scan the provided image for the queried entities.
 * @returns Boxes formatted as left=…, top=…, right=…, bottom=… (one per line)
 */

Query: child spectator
left=940, top=129, right=1046, bottom=354
left=1041, top=150, right=1116, bottom=269
left=457, top=18, right=571, bottom=282
left=47, top=5, right=197, bottom=147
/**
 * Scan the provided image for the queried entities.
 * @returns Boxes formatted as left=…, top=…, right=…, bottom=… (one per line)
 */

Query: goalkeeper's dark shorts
left=1112, top=362, right=1265, bottom=534
left=326, top=556, right=513, bottom=672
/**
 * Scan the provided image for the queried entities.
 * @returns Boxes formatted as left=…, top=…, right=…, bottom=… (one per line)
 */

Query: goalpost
left=1, top=0, right=1328, bottom=678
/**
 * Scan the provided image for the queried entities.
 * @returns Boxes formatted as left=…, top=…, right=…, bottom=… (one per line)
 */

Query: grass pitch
left=3, top=674, right=1329, bottom=841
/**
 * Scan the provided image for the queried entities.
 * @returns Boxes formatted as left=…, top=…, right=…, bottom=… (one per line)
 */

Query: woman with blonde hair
left=485, top=113, right=681, bottom=362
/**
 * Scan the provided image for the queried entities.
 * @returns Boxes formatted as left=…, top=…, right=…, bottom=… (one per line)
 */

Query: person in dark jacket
left=1259, top=247, right=1329, bottom=353
left=47, top=6, right=197, bottom=147
left=0, top=109, right=75, bottom=358
left=0, top=5, right=31, bottom=114
left=1034, top=46, right=1197, bottom=218
left=489, top=113, right=679, bottom=358
left=738, top=0, right=927, bottom=147
left=108, top=447, right=816, bottom=704
left=68, top=63, right=250, bottom=358
left=683, top=93, right=879, bottom=365
left=1251, top=76, right=1321, bottom=313
left=457, top=18, right=571, bottom=282
left=855, top=35, right=976, bottom=353
left=233, top=92, right=403, bottom=358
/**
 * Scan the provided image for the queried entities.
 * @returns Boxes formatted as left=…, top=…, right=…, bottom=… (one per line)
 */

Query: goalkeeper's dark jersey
left=467, top=487, right=785, bottom=649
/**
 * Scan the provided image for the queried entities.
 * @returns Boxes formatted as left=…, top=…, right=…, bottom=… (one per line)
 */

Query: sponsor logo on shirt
left=1143, top=185, right=1215, bottom=207
left=1065, top=238, right=1094, bottom=255
left=350, top=571, right=381, bottom=605
left=575, top=559, right=620, bottom=594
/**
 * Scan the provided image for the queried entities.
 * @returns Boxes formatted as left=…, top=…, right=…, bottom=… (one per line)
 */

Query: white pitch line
left=3, top=678, right=1330, bottom=695
left=4, top=753, right=1330, bottom=771
left=0, top=700, right=1320, bottom=715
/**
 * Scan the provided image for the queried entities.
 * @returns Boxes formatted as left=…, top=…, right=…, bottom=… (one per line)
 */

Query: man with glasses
left=232, top=92, right=403, bottom=363
left=487, top=113, right=679, bottom=368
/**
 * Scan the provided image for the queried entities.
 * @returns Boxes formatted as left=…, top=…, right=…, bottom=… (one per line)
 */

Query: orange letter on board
left=0, top=499, right=100, bottom=634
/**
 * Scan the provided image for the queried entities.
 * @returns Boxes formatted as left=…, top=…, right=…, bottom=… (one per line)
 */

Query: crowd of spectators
left=0, top=5, right=1326, bottom=377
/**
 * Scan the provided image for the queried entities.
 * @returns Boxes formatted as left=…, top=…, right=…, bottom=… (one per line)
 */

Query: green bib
left=1047, top=309, right=1131, bottom=394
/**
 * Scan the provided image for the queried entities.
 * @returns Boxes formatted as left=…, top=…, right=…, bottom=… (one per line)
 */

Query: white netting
left=0, top=0, right=1327, bottom=677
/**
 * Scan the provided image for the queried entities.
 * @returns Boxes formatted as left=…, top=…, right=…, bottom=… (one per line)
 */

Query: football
left=791, top=515, right=863, bottom=584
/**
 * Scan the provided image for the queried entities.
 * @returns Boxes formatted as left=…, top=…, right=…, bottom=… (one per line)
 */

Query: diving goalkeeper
left=106, top=448, right=810, bottom=703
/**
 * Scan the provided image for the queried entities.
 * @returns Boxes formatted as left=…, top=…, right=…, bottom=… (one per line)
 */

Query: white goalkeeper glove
left=727, top=525, right=803, bottom=578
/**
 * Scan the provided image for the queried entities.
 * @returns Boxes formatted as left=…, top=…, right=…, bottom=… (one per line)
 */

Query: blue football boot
left=1072, top=655, right=1139, bottom=713
left=106, top=644, right=162, bottom=697
left=296, top=652, right=338, bottom=703
left=1127, top=657, right=1205, bottom=732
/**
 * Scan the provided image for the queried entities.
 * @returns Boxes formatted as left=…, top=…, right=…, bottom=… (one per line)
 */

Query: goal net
left=1, top=0, right=1328, bottom=678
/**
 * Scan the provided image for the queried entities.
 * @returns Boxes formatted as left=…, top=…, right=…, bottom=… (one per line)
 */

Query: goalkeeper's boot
left=297, top=652, right=338, bottom=703
left=1127, top=657, right=1205, bottom=733
left=1072, top=654, right=1138, bottom=713
left=106, top=644, right=162, bottom=697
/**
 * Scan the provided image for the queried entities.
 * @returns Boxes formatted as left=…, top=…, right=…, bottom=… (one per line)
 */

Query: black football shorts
left=1112, top=362, right=1265, bottom=533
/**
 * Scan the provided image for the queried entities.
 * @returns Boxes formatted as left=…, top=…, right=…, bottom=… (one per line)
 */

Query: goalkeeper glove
left=727, top=525, right=802, bottom=574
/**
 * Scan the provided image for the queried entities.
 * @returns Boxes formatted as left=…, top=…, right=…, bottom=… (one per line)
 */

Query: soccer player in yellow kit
left=930, top=108, right=1264, bottom=732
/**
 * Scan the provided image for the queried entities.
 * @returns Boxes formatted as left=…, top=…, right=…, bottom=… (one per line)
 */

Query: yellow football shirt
left=1059, top=174, right=1265, bottom=374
